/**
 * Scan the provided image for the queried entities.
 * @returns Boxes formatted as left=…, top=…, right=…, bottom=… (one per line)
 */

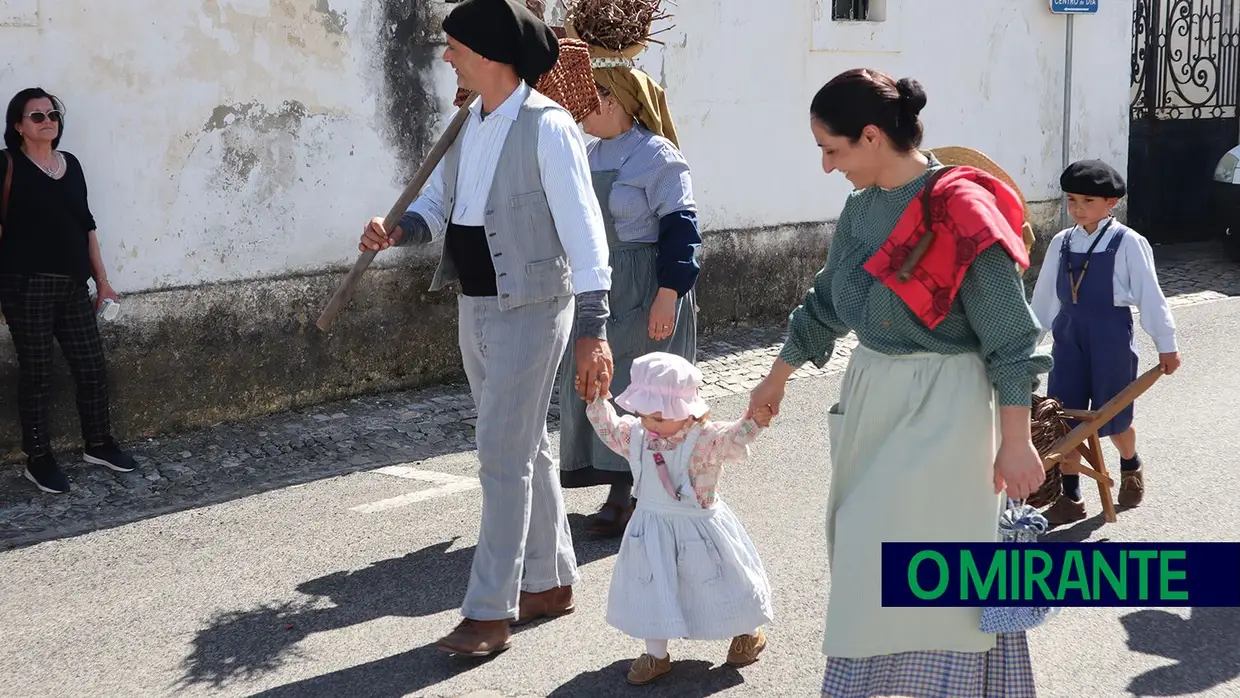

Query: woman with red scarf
left=748, top=69, right=1050, bottom=697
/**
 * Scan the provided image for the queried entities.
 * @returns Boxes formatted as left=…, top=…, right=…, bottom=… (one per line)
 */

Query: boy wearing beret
left=1030, top=159, right=1182, bottom=525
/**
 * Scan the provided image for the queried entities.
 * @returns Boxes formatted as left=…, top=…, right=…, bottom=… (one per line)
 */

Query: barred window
left=832, top=0, right=870, bottom=21
left=814, top=0, right=895, bottom=50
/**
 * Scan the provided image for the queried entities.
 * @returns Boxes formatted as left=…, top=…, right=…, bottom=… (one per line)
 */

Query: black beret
left=443, top=0, right=558, bottom=86
left=1060, top=159, right=1127, bottom=198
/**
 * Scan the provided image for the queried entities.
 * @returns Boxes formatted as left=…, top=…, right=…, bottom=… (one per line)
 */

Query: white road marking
left=371, top=465, right=470, bottom=483
left=351, top=464, right=480, bottom=513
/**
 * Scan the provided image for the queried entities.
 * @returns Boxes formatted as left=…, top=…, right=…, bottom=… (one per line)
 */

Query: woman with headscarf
left=556, top=20, right=702, bottom=538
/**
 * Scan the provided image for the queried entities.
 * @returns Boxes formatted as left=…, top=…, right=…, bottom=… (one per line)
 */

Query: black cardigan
left=0, top=148, right=97, bottom=281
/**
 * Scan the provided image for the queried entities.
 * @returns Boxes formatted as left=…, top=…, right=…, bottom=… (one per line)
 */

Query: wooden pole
left=1042, top=365, right=1163, bottom=467
left=315, top=92, right=479, bottom=332
left=1060, top=12, right=1074, bottom=229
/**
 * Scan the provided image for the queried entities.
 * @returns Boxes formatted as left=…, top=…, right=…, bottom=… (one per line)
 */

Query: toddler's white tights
left=644, top=628, right=761, bottom=659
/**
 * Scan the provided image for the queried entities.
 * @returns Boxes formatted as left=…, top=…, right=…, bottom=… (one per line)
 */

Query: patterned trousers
left=0, top=273, right=111, bottom=456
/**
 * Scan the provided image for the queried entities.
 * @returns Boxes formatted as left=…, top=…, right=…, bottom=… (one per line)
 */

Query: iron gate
left=1129, top=0, right=1240, bottom=243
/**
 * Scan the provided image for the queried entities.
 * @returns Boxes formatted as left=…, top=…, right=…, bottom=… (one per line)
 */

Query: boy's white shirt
left=1029, top=217, right=1178, bottom=354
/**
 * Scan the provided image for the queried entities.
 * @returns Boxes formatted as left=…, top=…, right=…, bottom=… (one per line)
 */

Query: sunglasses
left=25, top=110, right=62, bottom=124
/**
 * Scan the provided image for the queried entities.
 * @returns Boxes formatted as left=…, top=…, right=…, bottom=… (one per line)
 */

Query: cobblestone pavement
left=2, top=245, right=1237, bottom=550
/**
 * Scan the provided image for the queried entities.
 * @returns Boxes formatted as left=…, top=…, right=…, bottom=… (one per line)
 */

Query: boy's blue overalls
left=1047, top=222, right=1138, bottom=436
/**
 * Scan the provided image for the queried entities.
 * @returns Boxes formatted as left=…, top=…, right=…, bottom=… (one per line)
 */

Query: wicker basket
left=1027, top=394, right=1071, bottom=508
left=452, top=39, right=599, bottom=121
left=534, top=38, right=600, bottom=121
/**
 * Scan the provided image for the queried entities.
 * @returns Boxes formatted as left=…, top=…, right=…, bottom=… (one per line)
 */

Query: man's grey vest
left=430, top=91, right=574, bottom=311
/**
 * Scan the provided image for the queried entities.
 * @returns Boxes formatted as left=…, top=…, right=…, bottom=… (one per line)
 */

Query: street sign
left=1050, top=0, right=1099, bottom=13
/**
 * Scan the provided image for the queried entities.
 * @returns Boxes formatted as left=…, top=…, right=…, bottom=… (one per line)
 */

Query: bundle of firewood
left=564, top=0, right=673, bottom=51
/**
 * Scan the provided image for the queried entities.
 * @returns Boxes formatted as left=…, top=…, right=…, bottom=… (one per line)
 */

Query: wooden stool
left=1040, top=366, right=1163, bottom=524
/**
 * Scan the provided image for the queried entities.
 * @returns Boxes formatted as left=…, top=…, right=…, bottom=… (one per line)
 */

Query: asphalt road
left=1, top=298, right=1238, bottom=698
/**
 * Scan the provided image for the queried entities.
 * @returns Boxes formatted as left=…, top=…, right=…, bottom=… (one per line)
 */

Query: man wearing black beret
left=359, top=0, right=614, bottom=656
left=1030, top=159, right=1181, bottom=526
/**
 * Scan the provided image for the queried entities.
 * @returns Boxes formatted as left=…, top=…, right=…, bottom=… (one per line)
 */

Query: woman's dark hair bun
left=810, top=68, right=927, bottom=152
left=895, top=77, right=927, bottom=117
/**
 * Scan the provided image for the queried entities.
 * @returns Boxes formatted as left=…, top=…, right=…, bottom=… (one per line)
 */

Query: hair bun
left=895, top=77, right=927, bottom=116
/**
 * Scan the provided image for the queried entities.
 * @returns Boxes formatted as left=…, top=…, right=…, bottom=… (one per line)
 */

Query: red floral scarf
left=862, top=165, right=1030, bottom=330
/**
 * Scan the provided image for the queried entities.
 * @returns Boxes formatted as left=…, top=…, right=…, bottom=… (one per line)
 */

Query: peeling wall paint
left=315, top=0, right=348, bottom=34
left=0, top=0, right=444, bottom=293
left=377, top=0, right=445, bottom=186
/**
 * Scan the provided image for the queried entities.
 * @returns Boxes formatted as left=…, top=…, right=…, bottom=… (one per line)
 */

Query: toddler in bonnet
left=582, top=351, right=775, bottom=686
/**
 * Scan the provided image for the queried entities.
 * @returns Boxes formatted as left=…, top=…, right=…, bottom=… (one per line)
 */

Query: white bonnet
left=614, top=352, right=709, bottom=421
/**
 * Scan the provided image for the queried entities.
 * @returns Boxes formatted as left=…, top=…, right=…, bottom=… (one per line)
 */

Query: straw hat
left=928, top=145, right=1036, bottom=258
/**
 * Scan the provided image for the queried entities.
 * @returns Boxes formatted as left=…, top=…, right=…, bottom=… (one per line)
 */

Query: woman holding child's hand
left=759, top=69, right=1050, bottom=697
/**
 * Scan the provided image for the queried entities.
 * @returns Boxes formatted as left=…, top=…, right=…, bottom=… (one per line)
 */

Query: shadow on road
left=548, top=659, right=746, bottom=696
left=1042, top=512, right=1109, bottom=543
left=244, top=656, right=748, bottom=698
left=1121, top=606, right=1240, bottom=696
left=242, top=642, right=503, bottom=698
left=177, top=516, right=621, bottom=694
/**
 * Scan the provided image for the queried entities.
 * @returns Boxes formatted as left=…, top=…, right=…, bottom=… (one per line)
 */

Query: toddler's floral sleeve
left=688, top=418, right=764, bottom=508
left=713, top=417, right=763, bottom=464
left=585, top=397, right=636, bottom=457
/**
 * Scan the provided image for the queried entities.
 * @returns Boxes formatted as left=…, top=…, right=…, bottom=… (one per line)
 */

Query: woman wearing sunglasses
left=0, top=87, right=137, bottom=494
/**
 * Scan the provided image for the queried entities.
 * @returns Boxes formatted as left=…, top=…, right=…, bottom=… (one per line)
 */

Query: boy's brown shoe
left=726, top=629, right=767, bottom=667
left=1043, top=496, right=1087, bottom=526
left=626, top=653, right=672, bottom=685
left=435, top=619, right=510, bottom=657
left=512, top=585, right=575, bottom=626
left=1118, top=468, right=1145, bottom=507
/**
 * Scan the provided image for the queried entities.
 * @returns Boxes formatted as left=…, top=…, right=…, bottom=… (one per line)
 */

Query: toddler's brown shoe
left=726, top=629, right=767, bottom=667
left=626, top=653, right=672, bottom=685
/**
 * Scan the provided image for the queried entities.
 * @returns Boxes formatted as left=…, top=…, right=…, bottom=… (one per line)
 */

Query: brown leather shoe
left=587, top=499, right=635, bottom=538
left=435, top=618, right=510, bottom=657
left=726, top=629, right=767, bottom=667
left=1118, top=468, right=1145, bottom=507
left=1043, top=496, right=1087, bottom=526
left=512, top=585, right=575, bottom=626
left=627, top=653, right=672, bottom=685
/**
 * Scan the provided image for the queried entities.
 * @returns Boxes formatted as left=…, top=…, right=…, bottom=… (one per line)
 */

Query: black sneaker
left=24, top=454, right=71, bottom=494
left=84, top=438, right=137, bottom=473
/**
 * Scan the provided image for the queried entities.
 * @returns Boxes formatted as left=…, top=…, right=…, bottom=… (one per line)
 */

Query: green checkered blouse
left=778, top=156, right=1052, bottom=407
